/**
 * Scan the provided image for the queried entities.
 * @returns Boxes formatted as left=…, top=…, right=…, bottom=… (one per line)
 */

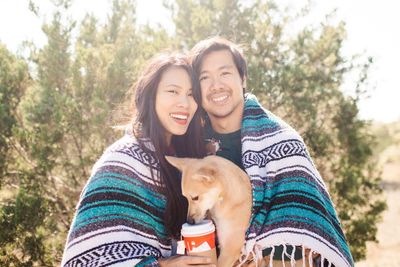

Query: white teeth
left=170, top=114, right=188, bottom=120
left=212, top=95, right=228, bottom=102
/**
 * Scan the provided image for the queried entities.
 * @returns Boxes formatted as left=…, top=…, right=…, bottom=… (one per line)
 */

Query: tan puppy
left=166, top=155, right=252, bottom=267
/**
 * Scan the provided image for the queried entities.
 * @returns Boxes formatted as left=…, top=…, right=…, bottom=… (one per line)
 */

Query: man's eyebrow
left=219, top=64, right=234, bottom=70
left=200, top=64, right=234, bottom=75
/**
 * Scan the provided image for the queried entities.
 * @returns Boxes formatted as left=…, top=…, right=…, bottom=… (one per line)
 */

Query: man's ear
left=165, top=156, right=188, bottom=172
left=242, top=77, right=247, bottom=96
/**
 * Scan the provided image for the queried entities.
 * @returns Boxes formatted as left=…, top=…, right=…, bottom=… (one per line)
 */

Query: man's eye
left=221, top=72, right=231, bottom=76
left=199, top=76, right=209, bottom=81
left=191, top=196, right=199, bottom=201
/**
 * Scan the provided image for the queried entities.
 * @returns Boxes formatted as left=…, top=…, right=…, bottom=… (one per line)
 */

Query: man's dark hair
left=189, top=36, right=248, bottom=83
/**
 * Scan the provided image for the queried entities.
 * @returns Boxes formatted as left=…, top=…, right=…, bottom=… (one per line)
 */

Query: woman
left=61, top=53, right=214, bottom=266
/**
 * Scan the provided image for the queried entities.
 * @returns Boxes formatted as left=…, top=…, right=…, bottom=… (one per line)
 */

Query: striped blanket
left=240, top=94, right=354, bottom=266
left=61, top=135, right=167, bottom=266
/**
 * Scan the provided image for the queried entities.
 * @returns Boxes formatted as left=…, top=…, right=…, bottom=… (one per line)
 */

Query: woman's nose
left=177, top=94, right=190, bottom=108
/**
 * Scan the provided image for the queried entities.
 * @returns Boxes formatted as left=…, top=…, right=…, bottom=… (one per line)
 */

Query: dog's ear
left=195, top=166, right=217, bottom=183
left=165, top=156, right=187, bottom=171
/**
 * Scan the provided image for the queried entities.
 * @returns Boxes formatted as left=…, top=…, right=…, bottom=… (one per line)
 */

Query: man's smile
left=208, top=92, right=230, bottom=105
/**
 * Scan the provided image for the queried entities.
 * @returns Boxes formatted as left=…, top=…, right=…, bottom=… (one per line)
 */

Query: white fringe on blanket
left=236, top=231, right=345, bottom=267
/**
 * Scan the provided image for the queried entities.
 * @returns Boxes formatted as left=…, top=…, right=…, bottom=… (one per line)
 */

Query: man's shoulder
left=242, top=94, right=303, bottom=141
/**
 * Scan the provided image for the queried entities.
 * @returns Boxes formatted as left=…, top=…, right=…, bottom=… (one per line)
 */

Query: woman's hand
left=158, top=255, right=215, bottom=267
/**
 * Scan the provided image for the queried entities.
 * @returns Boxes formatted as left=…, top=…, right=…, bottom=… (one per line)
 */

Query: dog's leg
left=213, top=206, right=250, bottom=267
left=217, top=233, right=244, bottom=267
left=218, top=250, right=241, bottom=267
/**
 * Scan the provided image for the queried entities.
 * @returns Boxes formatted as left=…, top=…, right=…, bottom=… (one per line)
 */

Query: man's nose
left=210, top=77, right=223, bottom=91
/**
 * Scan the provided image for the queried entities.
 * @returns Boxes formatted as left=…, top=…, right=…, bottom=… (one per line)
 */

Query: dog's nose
left=187, top=217, right=195, bottom=225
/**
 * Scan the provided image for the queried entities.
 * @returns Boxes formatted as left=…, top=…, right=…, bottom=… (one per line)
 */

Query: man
left=190, top=37, right=354, bottom=267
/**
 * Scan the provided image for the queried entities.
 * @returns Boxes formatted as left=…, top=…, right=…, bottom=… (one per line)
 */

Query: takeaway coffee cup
left=181, top=220, right=217, bottom=264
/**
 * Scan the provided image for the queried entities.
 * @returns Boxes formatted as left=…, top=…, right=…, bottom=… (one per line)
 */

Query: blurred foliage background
left=0, top=0, right=390, bottom=265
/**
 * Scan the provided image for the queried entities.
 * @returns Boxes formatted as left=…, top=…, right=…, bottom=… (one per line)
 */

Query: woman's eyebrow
left=165, top=83, right=182, bottom=88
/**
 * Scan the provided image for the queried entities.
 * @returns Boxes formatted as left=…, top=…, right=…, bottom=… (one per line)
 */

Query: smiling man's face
left=198, top=49, right=245, bottom=131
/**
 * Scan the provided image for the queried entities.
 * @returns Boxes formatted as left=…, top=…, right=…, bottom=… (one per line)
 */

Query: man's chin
left=207, top=109, right=232, bottom=119
left=205, top=101, right=243, bottom=120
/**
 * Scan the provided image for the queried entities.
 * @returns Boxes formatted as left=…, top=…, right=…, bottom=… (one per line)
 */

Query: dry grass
left=355, top=154, right=400, bottom=266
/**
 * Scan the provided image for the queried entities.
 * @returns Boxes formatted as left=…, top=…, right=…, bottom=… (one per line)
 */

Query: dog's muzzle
left=187, top=217, right=195, bottom=225
left=187, top=210, right=211, bottom=225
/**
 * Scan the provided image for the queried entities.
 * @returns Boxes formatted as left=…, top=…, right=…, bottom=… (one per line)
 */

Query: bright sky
left=0, top=0, right=399, bottom=123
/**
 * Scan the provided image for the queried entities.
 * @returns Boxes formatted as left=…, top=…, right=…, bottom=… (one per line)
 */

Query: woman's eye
left=222, top=72, right=231, bottom=76
left=199, top=76, right=209, bottom=81
left=167, top=89, right=178, bottom=94
left=191, top=196, right=199, bottom=201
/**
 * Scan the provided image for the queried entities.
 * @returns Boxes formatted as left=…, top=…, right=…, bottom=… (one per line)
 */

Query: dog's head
left=166, top=156, right=223, bottom=224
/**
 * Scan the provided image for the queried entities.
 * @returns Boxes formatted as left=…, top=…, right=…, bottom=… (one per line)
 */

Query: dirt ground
left=355, top=160, right=400, bottom=267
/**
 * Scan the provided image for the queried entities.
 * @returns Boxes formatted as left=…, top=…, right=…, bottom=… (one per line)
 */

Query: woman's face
left=155, top=66, right=198, bottom=144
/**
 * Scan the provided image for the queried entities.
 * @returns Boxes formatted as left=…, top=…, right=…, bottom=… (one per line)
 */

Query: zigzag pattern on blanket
left=242, top=139, right=309, bottom=167
left=241, top=94, right=354, bottom=267
left=63, top=241, right=160, bottom=267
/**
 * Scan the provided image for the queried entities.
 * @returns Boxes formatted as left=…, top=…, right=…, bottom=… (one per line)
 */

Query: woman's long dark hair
left=132, top=53, right=206, bottom=239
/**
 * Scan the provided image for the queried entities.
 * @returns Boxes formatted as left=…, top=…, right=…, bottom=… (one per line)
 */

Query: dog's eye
left=191, top=196, right=199, bottom=201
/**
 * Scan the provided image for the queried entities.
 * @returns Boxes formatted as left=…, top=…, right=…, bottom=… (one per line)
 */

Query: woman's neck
left=165, top=133, right=172, bottom=146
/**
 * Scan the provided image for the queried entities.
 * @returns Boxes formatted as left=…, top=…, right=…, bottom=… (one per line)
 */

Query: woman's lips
left=170, top=112, right=189, bottom=125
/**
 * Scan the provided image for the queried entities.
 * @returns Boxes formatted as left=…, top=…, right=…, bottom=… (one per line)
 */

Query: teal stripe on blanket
left=76, top=199, right=163, bottom=224
left=252, top=183, right=344, bottom=241
left=242, top=118, right=278, bottom=130
left=252, top=206, right=347, bottom=247
left=85, top=172, right=165, bottom=208
left=271, top=177, right=338, bottom=215
left=136, top=256, right=158, bottom=266
left=73, top=204, right=166, bottom=237
left=253, top=175, right=336, bottom=210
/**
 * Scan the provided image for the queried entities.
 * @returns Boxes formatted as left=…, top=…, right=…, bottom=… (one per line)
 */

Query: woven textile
left=241, top=94, right=354, bottom=267
left=61, top=135, right=165, bottom=267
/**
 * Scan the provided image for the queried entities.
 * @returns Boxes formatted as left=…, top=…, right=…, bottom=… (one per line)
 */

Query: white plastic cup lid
left=181, top=219, right=215, bottom=237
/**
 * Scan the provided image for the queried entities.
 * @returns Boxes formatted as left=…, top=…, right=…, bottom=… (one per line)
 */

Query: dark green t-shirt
left=204, top=124, right=243, bottom=169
